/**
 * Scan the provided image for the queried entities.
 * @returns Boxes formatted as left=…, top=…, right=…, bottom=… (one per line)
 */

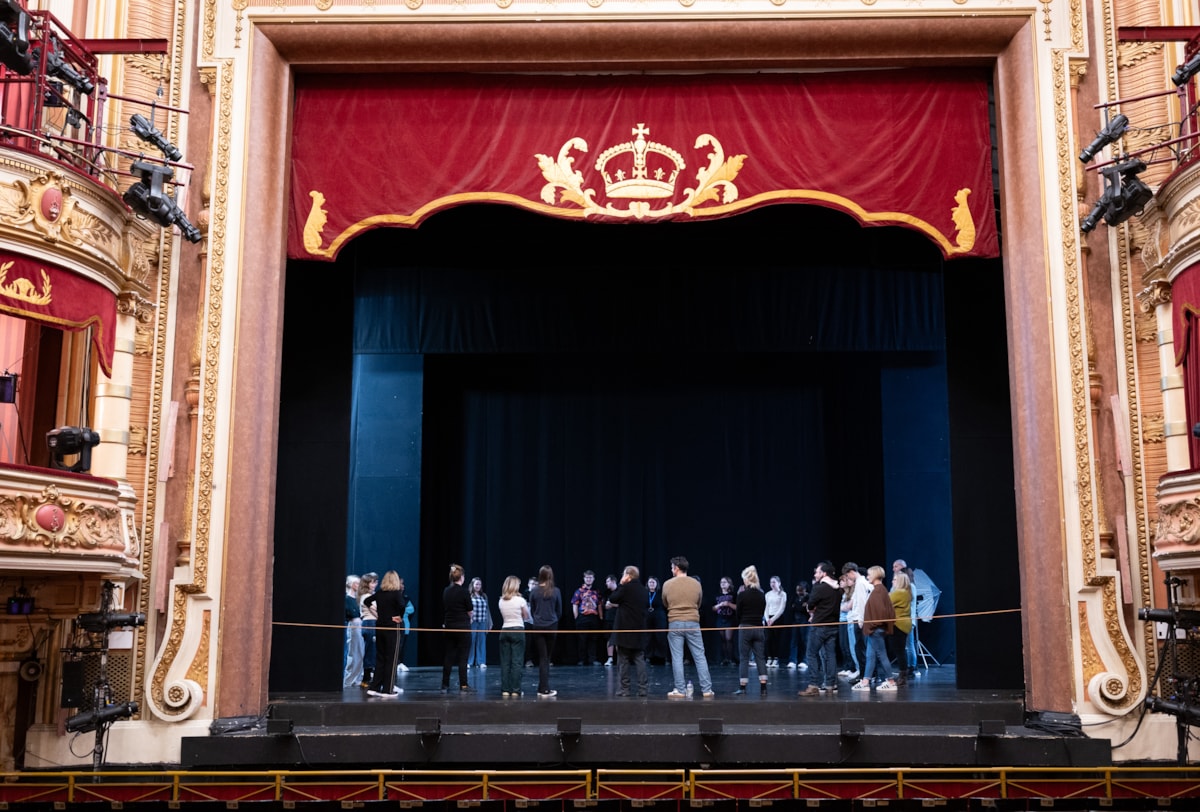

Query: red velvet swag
left=0, top=250, right=116, bottom=376
left=289, top=71, right=998, bottom=262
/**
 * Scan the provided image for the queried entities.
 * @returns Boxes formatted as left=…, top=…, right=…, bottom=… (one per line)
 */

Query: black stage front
left=183, top=664, right=1110, bottom=769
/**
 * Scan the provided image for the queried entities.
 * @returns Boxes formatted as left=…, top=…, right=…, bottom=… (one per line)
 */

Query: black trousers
left=442, top=626, right=470, bottom=688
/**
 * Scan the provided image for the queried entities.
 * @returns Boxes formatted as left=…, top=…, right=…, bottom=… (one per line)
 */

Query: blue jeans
left=668, top=620, right=713, bottom=693
left=844, top=617, right=861, bottom=673
left=343, top=619, right=363, bottom=688
left=805, top=624, right=838, bottom=688
left=864, top=627, right=892, bottom=683
left=469, top=620, right=488, bottom=665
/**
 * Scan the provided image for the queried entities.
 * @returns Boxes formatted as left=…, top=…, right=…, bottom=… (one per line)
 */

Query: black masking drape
left=343, top=205, right=948, bottom=663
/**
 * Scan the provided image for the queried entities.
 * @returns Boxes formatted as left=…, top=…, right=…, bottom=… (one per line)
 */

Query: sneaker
left=733, top=687, right=748, bottom=695
left=460, top=685, right=474, bottom=692
left=605, top=658, right=614, bottom=667
left=786, top=662, right=796, bottom=669
left=366, top=689, right=385, bottom=697
left=837, top=669, right=853, bottom=677
left=877, top=680, right=898, bottom=691
left=798, top=685, right=821, bottom=697
left=391, top=687, right=403, bottom=695
left=702, top=691, right=715, bottom=699
left=666, top=689, right=687, bottom=699
left=843, top=671, right=860, bottom=681
left=537, top=689, right=557, bottom=698
left=615, top=690, right=630, bottom=697
left=851, top=679, right=871, bottom=691
left=501, top=691, right=511, bottom=697
left=398, top=663, right=409, bottom=672
left=480, top=664, right=487, bottom=669
left=799, top=662, right=809, bottom=671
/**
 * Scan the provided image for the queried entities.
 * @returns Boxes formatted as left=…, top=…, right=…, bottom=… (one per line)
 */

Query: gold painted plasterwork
left=0, top=485, right=124, bottom=553
left=1079, top=601, right=1102, bottom=685
left=1056, top=49, right=1144, bottom=712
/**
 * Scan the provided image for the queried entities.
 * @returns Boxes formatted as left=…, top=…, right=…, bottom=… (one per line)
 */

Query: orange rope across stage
left=273, top=607, right=1022, bottom=634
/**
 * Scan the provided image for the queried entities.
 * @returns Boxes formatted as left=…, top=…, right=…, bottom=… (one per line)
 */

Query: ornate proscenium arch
left=288, top=71, right=997, bottom=262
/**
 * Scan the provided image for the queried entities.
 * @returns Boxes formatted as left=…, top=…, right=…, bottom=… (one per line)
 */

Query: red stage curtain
left=289, top=71, right=998, bottom=262
left=0, top=249, right=115, bottom=376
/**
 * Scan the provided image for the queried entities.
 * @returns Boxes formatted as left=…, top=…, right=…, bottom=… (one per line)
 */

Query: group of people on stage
left=343, top=557, right=922, bottom=699
left=343, top=570, right=415, bottom=698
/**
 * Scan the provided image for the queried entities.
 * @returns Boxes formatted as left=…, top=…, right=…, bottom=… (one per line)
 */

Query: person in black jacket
left=734, top=565, right=769, bottom=694
left=363, top=570, right=406, bottom=698
left=605, top=565, right=649, bottom=696
left=799, top=560, right=841, bottom=696
left=442, top=563, right=474, bottom=692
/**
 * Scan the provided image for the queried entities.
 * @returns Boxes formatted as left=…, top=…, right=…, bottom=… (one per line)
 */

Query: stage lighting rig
left=1138, top=606, right=1200, bottom=627
left=1175, top=52, right=1200, bottom=87
left=0, top=0, right=33, bottom=75
left=33, top=36, right=93, bottom=96
left=124, top=160, right=201, bottom=243
left=1079, top=113, right=1129, bottom=163
left=45, top=425, right=100, bottom=472
left=65, top=700, right=137, bottom=734
left=76, top=611, right=145, bottom=633
left=130, top=114, right=182, bottom=162
left=1080, top=157, right=1154, bottom=232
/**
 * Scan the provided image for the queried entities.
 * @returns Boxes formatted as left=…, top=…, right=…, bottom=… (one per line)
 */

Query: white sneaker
left=877, top=680, right=898, bottom=691
left=398, top=663, right=409, bottom=672
left=391, top=687, right=403, bottom=694
left=850, top=679, right=871, bottom=691
left=843, top=671, right=860, bottom=680
left=605, top=658, right=613, bottom=666
left=480, top=663, right=487, bottom=669
left=837, top=669, right=852, bottom=677
left=799, top=662, right=808, bottom=671
left=786, top=662, right=796, bottom=669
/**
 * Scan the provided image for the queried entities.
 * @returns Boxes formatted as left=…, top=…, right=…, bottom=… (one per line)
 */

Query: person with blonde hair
left=362, top=570, right=406, bottom=697
left=497, top=575, right=531, bottom=696
left=343, top=574, right=363, bottom=689
left=852, top=566, right=897, bottom=692
left=888, top=570, right=914, bottom=685
left=734, top=565, right=768, bottom=694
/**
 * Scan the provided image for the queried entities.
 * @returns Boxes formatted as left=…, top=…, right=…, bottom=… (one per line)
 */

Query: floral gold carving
left=1142, top=413, right=1164, bottom=443
left=0, top=484, right=123, bottom=553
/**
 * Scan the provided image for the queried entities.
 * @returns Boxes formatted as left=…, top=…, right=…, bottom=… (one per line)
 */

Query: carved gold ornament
left=536, top=123, right=745, bottom=220
left=0, top=262, right=51, bottom=306
left=303, top=190, right=328, bottom=254
left=950, top=188, right=976, bottom=253
left=0, top=173, right=80, bottom=243
left=1156, top=497, right=1200, bottom=547
left=0, top=484, right=123, bottom=553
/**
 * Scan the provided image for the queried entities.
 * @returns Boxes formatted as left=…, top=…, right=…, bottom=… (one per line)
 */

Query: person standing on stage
left=358, top=572, right=379, bottom=688
left=343, top=574, right=363, bottom=689
left=442, top=564, right=474, bottom=692
left=799, top=560, right=841, bottom=696
left=363, top=570, right=406, bottom=698
left=661, top=556, right=715, bottom=698
left=853, top=566, right=897, bottom=691
left=645, top=576, right=668, bottom=664
left=603, top=573, right=619, bottom=667
left=841, top=562, right=870, bottom=679
left=713, top=576, right=737, bottom=666
left=497, top=575, right=531, bottom=696
left=605, top=565, right=650, bottom=696
left=888, top=569, right=914, bottom=685
left=468, top=576, right=492, bottom=668
left=530, top=564, right=562, bottom=697
left=763, top=575, right=788, bottom=668
left=734, top=565, right=768, bottom=695
left=571, top=570, right=604, bottom=665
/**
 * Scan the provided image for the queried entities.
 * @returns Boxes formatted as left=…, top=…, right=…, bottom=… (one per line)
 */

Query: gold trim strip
left=95, top=383, right=133, bottom=399
left=99, top=429, right=130, bottom=445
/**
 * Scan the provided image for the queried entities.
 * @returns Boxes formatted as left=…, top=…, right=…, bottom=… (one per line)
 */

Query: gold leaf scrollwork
left=0, top=484, right=122, bottom=553
left=535, top=129, right=745, bottom=221
left=0, top=262, right=52, bottom=306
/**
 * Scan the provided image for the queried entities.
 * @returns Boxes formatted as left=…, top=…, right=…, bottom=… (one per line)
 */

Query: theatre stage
left=182, top=663, right=1110, bottom=769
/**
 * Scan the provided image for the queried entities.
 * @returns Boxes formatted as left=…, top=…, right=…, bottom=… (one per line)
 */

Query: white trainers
left=605, top=658, right=614, bottom=666
left=786, top=662, right=796, bottom=669
left=877, top=680, right=898, bottom=691
left=799, top=662, right=808, bottom=671
left=667, top=689, right=687, bottom=699
left=842, top=671, right=860, bottom=681
left=398, top=663, right=409, bottom=672
left=480, top=663, right=487, bottom=669
left=850, top=679, right=871, bottom=691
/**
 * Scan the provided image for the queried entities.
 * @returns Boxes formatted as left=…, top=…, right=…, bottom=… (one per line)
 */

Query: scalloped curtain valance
left=0, top=250, right=115, bottom=376
left=288, top=70, right=998, bottom=262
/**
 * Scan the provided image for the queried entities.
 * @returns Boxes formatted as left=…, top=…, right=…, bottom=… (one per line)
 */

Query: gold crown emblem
left=594, top=123, right=686, bottom=200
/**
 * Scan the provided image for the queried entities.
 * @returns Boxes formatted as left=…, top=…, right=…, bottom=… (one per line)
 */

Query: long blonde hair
left=380, top=570, right=400, bottom=591
left=501, top=575, right=522, bottom=599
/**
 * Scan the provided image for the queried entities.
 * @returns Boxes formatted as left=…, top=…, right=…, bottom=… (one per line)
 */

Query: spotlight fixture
left=0, top=0, right=33, bottom=75
left=45, top=425, right=100, bottom=472
left=76, top=611, right=145, bottom=633
left=1146, top=695, right=1200, bottom=726
left=124, top=160, right=201, bottom=243
left=1079, top=113, right=1129, bottom=164
left=130, top=114, right=182, bottom=163
left=1080, top=157, right=1154, bottom=232
left=0, top=372, right=16, bottom=403
left=34, top=36, right=94, bottom=96
left=65, top=700, right=138, bottom=734
left=1174, top=53, right=1200, bottom=87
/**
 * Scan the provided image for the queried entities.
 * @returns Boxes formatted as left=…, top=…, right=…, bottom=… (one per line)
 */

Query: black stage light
left=1138, top=607, right=1200, bottom=626
left=0, top=0, right=33, bottom=74
left=1079, top=114, right=1129, bottom=163
left=130, top=114, right=183, bottom=163
left=77, top=611, right=145, bottom=633
left=124, top=161, right=201, bottom=243
left=36, top=36, right=93, bottom=96
left=1146, top=696, right=1200, bottom=725
left=0, top=372, right=15, bottom=403
left=840, top=718, right=865, bottom=738
left=45, top=425, right=100, bottom=472
left=1080, top=157, right=1154, bottom=232
left=65, top=700, right=138, bottom=734
left=1175, top=53, right=1200, bottom=87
